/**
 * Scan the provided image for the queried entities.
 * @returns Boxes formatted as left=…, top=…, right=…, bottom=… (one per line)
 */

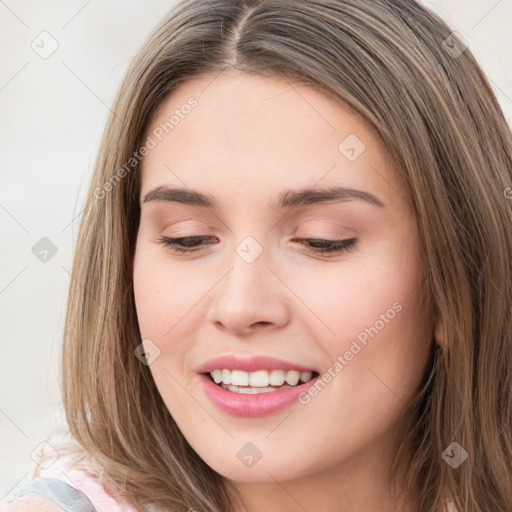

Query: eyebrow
left=142, top=185, right=385, bottom=209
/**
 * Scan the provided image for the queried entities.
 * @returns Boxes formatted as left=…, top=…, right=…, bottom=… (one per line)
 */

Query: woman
left=3, top=0, right=512, bottom=511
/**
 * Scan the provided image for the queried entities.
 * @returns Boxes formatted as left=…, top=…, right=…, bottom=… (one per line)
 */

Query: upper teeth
left=209, top=369, right=313, bottom=387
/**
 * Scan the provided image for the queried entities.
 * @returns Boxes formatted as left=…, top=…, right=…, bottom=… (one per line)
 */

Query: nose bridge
left=222, top=233, right=272, bottom=302
left=207, top=232, right=290, bottom=333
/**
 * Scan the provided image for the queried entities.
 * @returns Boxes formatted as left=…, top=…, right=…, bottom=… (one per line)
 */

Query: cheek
left=308, top=243, right=429, bottom=390
left=301, top=260, right=419, bottom=347
left=133, top=244, right=202, bottom=339
left=132, top=246, right=203, bottom=409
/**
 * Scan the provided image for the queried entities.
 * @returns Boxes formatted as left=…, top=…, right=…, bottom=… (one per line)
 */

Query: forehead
left=139, top=71, right=404, bottom=210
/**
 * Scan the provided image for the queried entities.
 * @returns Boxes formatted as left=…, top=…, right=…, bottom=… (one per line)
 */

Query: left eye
left=292, top=237, right=357, bottom=254
left=157, top=235, right=357, bottom=255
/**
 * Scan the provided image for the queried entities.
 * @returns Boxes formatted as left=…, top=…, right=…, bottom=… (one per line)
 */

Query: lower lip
left=200, top=373, right=319, bottom=417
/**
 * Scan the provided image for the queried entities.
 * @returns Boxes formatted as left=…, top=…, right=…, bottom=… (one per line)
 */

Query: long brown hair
left=34, top=1, right=512, bottom=511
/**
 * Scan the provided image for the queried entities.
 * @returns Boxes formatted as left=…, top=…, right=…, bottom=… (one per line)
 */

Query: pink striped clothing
left=10, top=462, right=459, bottom=511
left=44, top=467, right=142, bottom=511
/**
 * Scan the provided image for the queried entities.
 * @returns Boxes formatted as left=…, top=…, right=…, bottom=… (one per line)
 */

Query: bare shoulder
left=0, top=494, right=65, bottom=512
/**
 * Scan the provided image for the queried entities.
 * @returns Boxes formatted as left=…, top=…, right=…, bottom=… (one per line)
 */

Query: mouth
left=199, top=369, right=320, bottom=417
left=203, top=368, right=320, bottom=394
left=197, top=355, right=320, bottom=415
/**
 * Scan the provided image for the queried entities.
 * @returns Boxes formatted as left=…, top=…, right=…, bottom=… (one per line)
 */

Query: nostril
left=252, top=321, right=271, bottom=328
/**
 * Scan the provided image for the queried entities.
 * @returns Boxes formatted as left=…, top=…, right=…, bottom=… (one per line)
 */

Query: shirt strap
left=6, top=477, right=96, bottom=512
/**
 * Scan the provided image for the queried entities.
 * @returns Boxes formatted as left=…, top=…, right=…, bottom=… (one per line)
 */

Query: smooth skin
left=133, top=71, right=432, bottom=512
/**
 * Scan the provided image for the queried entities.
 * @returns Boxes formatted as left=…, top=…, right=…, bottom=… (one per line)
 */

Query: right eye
left=156, top=235, right=215, bottom=253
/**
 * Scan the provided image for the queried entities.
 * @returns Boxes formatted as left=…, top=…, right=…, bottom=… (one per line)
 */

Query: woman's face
left=133, top=71, right=432, bottom=488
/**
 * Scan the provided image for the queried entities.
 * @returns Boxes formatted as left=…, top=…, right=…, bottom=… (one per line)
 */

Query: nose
left=206, top=241, right=291, bottom=336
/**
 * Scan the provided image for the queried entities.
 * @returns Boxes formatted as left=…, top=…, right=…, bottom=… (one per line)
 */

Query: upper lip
left=197, top=355, right=318, bottom=374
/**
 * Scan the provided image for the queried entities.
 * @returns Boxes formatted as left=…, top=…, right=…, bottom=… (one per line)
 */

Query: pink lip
left=200, top=373, right=319, bottom=417
left=196, top=355, right=317, bottom=373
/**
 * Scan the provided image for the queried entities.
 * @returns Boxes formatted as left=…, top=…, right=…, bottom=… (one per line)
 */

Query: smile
left=209, top=368, right=316, bottom=391
left=200, top=370, right=320, bottom=417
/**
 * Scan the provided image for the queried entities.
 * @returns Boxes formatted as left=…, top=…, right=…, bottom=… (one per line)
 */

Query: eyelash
left=156, top=235, right=357, bottom=255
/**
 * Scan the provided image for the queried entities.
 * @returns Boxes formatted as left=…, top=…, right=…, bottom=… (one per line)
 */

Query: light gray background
left=1, top=0, right=511, bottom=499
